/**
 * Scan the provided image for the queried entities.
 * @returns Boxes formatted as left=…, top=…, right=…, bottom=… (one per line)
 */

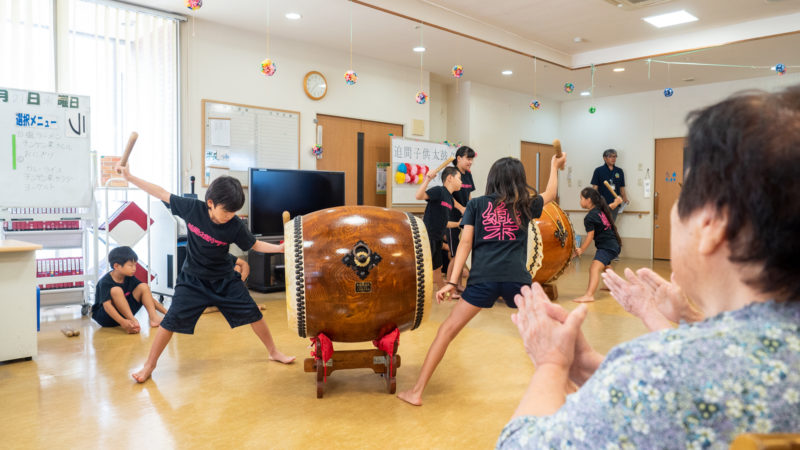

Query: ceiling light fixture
left=613, top=67, right=625, bottom=72
left=285, top=12, right=302, bottom=20
left=413, top=46, right=426, bottom=52
left=501, top=70, right=513, bottom=75
left=643, top=10, right=698, bottom=28
left=580, top=91, right=591, bottom=96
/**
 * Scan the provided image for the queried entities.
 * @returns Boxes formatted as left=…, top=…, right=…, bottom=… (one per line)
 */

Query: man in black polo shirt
left=590, top=148, right=628, bottom=222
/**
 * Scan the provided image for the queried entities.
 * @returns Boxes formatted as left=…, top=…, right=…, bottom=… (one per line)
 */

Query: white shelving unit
left=0, top=208, right=99, bottom=315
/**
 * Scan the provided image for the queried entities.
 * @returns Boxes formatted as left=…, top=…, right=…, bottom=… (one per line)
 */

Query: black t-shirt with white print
left=422, top=185, right=454, bottom=241
left=584, top=207, right=620, bottom=252
left=169, top=194, right=256, bottom=279
left=461, top=194, right=544, bottom=285
left=450, top=170, right=476, bottom=221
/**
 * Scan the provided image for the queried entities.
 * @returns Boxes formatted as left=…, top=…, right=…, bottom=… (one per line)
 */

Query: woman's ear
left=696, top=206, right=728, bottom=255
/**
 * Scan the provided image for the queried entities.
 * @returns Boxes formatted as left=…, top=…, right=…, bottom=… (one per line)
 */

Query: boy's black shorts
left=92, top=296, right=143, bottom=327
left=159, top=271, right=263, bottom=334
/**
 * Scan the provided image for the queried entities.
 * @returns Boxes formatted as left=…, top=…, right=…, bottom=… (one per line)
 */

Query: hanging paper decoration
left=312, top=145, right=323, bottom=159
left=451, top=65, right=463, bottom=78
left=775, top=63, right=786, bottom=75
left=589, top=106, right=597, bottom=114
left=185, top=0, right=202, bottom=10
left=416, top=90, right=428, bottom=104
left=664, top=88, right=674, bottom=97
left=564, top=83, right=575, bottom=94
left=529, top=100, right=541, bottom=110
left=261, top=59, right=277, bottom=76
left=344, top=70, right=358, bottom=85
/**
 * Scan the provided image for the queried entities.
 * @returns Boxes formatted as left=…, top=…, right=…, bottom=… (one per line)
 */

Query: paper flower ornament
left=185, top=0, right=202, bottom=11
left=416, top=91, right=428, bottom=104
left=344, top=71, right=358, bottom=85
left=452, top=65, right=464, bottom=78
left=260, top=59, right=277, bottom=77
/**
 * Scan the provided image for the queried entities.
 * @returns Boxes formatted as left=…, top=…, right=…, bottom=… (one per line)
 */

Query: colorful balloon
left=452, top=65, right=464, bottom=78
left=564, top=83, right=574, bottom=94
left=776, top=63, right=787, bottom=75
left=589, top=106, right=597, bottom=114
left=395, top=172, right=406, bottom=184
left=529, top=100, right=541, bottom=110
left=664, top=88, right=674, bottom=97
left=416, top=90, right=428, bottom=104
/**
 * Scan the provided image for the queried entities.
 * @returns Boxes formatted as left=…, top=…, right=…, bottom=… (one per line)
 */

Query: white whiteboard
left=0, top=88, right=91, bottom=207
left=390, top=136, right=457, bottom=205
left=202, top=99, right=299, bottom=187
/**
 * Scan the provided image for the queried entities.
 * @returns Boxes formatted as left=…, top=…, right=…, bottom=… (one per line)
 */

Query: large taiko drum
left=284, top=206, right=433, bottom=342
left=526, top=202, right=575, bottom=284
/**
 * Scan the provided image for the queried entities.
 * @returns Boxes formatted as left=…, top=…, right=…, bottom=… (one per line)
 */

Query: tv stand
left=247, top=249, right=285, bottom=293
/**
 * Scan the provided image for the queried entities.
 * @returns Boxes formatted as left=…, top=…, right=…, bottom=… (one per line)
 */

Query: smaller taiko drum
left=526, top=202, right=575, bottom=283
left=284, top=206, right=433, bottom=342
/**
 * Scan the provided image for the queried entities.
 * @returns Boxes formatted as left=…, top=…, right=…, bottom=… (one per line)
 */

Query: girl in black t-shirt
left=446, top=146, right=477, bottom=294
left=398, top=154, right=566, bottom=406
left=573, top=187, right=622, bottom=303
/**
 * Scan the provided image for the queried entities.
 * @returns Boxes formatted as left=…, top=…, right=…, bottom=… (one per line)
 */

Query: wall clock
left=303, top=71, right=327, bottom=100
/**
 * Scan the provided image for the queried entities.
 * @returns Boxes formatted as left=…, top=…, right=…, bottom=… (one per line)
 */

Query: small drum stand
left=305, top=338, right=401, bottom=399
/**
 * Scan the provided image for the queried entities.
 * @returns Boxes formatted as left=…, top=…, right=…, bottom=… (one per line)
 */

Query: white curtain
left=60, top=0, right=179, bottom=191
left=0, top=0, right=55, bottom=91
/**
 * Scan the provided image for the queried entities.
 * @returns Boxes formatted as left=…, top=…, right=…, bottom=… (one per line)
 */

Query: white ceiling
left=133, top=0, right=800, bottom=100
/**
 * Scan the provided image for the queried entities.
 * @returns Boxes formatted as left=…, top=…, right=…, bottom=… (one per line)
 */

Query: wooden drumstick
left=433, top=157, right=455, bottom=174
left=603, top=180, right=621, bottom=199
left=552, top=139, right=563, bottom=158
left=282, top=211, right=291, bottom=224
left=120, top=132, right=138, bottom=167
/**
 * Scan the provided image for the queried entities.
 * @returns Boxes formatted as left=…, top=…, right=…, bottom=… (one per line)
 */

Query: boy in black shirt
left=115, top=164, right=295, bottom=383
left=92, top=246, right=167, bottom=333
left=416, top=166, right=462, bottom=289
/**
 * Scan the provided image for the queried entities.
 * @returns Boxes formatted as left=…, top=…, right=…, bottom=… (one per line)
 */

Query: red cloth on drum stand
left=310, top=333, right=334, bottom=381
left=373, top=328, right=400, bottom=375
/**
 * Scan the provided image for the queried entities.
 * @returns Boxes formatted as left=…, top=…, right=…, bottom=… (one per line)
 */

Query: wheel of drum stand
left=385, top=355, right=397, bottom=394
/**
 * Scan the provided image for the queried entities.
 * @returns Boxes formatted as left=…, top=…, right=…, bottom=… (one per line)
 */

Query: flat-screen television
left=248, top=168, right=345, bottom=238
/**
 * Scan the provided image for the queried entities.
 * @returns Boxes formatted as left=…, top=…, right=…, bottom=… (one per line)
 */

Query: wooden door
left=316, top=115, right=360, bottom=205
left=361, top=121, right=402, bottom=207
left=316, top=115, right=402, bottom=207
left=653, top=137, right=685, bottom=259
left=520, top=141, right=557, bottom=198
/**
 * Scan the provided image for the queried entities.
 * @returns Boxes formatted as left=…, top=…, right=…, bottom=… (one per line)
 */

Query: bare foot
left=131, top=364, right=155, bottom=383
left=573, top=295, right=596, bottom=303
left=258, top=304, right=266, bottom=310
left=397, top=389, right=422, bottom=406
left=122, top=320, right=140, bottom=334
left=149, top=316, right=162, bottom=328
left=268, top=351, right=296, bottom=364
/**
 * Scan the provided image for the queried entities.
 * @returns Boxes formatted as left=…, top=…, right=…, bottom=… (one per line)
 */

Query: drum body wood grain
left=285, top=206, right=432, bottom=342
left=526, top=202, right=575, bottom=284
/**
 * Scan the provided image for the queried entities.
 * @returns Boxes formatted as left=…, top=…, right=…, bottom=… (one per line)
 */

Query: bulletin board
left=201, top=99, right=300, bottom=187
left=390, top=136, right=457, bottom=205
left=0, top=87, right=92, bottom=208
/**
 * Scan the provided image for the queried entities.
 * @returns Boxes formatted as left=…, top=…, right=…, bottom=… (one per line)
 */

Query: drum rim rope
left=407, top=212, right=426, bottom=330
left=291, top=215, right=307, bottom=337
